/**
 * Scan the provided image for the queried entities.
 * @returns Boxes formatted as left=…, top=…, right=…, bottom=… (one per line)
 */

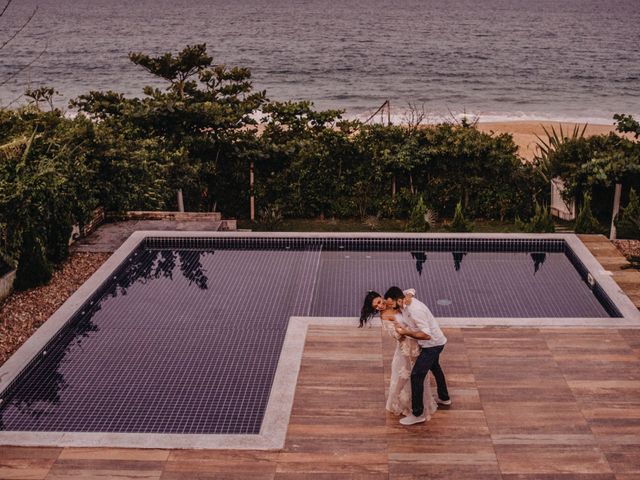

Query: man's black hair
left=384, top=286, right=404, bottom=301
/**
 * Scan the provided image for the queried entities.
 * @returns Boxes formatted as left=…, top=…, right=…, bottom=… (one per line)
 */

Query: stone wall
left=0, top=270, right=16, bottom=303
left=109, top=211, right=223, bottom=222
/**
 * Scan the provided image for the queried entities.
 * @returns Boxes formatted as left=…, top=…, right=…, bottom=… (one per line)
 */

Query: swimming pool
left=0, top=233, right=636, bottom=447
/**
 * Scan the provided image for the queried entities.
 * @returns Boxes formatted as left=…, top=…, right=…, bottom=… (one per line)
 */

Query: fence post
left=610, top=183, right=622, bottom=240
left=177, top=189, right=184, bottom=212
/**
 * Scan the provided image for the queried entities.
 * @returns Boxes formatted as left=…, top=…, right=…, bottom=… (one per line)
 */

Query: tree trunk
left=392, top=175, right=396, bottom=198
left=250, top=160, right=255, bottom=222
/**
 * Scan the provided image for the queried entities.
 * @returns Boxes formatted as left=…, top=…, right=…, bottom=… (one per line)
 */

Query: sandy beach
left=478, top=121, right=618, bottom=161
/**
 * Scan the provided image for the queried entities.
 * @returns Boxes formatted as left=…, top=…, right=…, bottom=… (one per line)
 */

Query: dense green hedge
left=1, top=45, right=638, bottom=289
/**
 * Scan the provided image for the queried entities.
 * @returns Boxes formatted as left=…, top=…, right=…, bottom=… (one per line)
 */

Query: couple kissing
left=360, top=287, right=451, bottom=425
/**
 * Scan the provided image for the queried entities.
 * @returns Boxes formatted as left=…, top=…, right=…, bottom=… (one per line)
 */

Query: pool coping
left=1, top=232, right=639, bottom=449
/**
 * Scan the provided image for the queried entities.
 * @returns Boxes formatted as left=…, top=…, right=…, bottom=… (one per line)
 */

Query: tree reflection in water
left=0, top=313, right=98, bottom=427
left=452, top=252, right=467, bottom=271
left=0, top=248, right=210, bottom=428
left=106, top=249, right=209, bottom=296
left=178, top=251, right=208, bottom=289
left=411, top=251, right=427, bottom=276
left=530, top=252, right=547, bottom=274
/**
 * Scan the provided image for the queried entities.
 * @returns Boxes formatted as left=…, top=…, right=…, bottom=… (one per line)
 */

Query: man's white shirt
left=401, top=298, right=447, bottom=348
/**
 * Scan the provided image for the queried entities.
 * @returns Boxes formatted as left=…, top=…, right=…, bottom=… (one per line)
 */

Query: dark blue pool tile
left=144, top=236, right=566, bottom=253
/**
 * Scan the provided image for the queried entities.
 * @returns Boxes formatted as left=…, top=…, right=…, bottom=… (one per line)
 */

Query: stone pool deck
left=579, top=234, right=640, bottom=310
left=71, top=219, right=231, bottom=253
left=1, top=234, right=639, bottom=479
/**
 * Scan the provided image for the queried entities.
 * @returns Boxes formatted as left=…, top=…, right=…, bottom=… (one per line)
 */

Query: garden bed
left=613, top=239, right=640, bottom=267
left=613, top=239, right=640, bottom=258
left=0, top=252, right=109, bottom=366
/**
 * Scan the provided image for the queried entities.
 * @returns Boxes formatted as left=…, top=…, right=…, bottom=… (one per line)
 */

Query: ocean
left=1, top=0, right=639, bottom=123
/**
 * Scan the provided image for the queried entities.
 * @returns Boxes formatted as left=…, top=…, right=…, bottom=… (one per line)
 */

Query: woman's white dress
left=382, top=315, right=438, bottom=417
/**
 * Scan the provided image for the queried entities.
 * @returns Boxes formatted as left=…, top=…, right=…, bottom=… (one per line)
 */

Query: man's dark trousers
left=411, top=344, right=449, bottom=416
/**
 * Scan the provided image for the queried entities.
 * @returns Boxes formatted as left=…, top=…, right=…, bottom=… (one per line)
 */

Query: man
left=383, top=286, right=451, bottom=425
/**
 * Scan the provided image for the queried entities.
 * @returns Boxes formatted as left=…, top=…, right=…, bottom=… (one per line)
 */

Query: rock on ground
left=613, top=239, right=640, bottom=262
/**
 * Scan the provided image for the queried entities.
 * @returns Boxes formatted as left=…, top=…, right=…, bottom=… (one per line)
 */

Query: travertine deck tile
left=494, top=444, right=613, bottom=475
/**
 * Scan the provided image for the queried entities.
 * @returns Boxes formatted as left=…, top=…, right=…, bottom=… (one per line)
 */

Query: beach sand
left=477, top=121, right=618, bottom=161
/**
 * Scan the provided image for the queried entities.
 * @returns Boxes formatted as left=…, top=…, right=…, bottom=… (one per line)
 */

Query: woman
left=360, top=290, right=437, bottom=418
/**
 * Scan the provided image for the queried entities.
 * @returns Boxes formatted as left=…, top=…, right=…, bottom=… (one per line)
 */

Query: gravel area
left=613, top=239, right=640, bottom=262
left=0, top=252, right=109, bottom=366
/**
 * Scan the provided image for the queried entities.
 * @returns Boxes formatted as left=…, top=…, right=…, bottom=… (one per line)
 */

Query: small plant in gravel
left=257, top=203, right=284, bottom=231
left=447, top=201, right=474, bottom=232
left=405, top=196, right=430, bottom=232
left=574, top=192, right=601, bottom=234
left=516, top=203, right=555, bottom=233
left=363, top=215, right=381, bottom=231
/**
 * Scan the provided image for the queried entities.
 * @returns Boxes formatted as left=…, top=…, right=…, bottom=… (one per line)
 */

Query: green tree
left=516, top=203, right=555, bottom=233
left=73, top=44, right=267, bottom=215
left=614, top=114, right=640, bottom=139
left=615, top=188, right=640, bottom=239
left=14, top=229, right=51, bottom=290
left=536, top=117, right=640, bottom=227
left=257, top=100, right=352, bottom=218
left=405, top=196, right=430, bottom=232
left=448, top=201, right=473, bottom=232
left=574, top=192, right=601, bottom=234
left=0, top=102, right=97, bottom=288
left=410, top=123, right=532, bottom=220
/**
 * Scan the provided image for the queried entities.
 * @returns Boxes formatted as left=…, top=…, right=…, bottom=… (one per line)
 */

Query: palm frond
left=534, top=123, right=589, bottom=182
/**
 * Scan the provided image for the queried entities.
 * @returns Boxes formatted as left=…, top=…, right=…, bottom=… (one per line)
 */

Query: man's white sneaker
left=399, top=414, right=427, bottom=426
left=436, top=398, right=452, bottom=406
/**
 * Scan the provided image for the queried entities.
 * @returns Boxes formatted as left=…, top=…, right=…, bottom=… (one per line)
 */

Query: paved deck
left=2, top=325, right=640, bottom=479
left=579, top=234, right=640, bottom=309
left=2, top=235, right=639, bottom=479
left=71, top=220, right=224, bottom=253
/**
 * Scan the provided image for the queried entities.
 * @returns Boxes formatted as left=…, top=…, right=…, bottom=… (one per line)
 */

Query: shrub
left=14, top=230, right=52, bottom=291
left=258, top=203, right=284, bottom=231
left=516, top=203, right=555, bottom=233
left=615, top=188, right=640, bottom=239
left=405, top=196, right=430, bottom=232
left=363, top=215, right=381, bottom=231
left=574, top=192, right=601, bottom=234
left=45, top=209, right=74, bottom=264
left=447, top=201, right=473, bottom=232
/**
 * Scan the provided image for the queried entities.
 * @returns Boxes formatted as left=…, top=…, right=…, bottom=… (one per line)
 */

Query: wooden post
left=387, top=100, right=391, bottom=125
left=610, top=183, right=622, bottom=240
left=177, top=189, right=184, bottom=212
left=250, top=160, right=255, bottom=222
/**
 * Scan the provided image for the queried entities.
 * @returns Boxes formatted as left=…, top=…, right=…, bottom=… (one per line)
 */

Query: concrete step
left=555, top=224, right=574, bottom=233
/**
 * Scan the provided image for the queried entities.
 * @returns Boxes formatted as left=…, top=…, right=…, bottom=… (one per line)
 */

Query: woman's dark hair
left=359, top=290, right=381, bottom=328
left=384, top=286, right=404, bottom=301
